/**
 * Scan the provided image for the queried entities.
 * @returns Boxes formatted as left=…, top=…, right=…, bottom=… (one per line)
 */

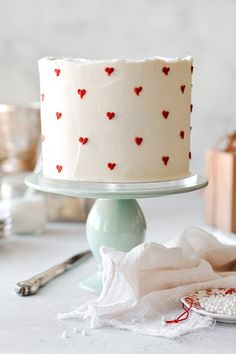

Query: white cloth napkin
left=59, top=227, right=236, bottom=338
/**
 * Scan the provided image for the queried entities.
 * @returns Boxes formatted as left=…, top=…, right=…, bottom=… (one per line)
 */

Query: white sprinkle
left=161, top=320, right=166, bottom=327
left=81, top=330, right=87, bottom=336
left=73, top=327, right=80, bottom=334
left=62, top=331, right=68, bottom=339
left=200, top=294, right=236, bottom=315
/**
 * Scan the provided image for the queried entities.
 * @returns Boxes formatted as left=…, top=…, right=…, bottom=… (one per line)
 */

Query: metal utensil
left=15, top=250, right=91, bottom=296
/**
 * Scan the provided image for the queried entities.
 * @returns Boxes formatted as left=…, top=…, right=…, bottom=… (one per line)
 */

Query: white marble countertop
left=1, top=192, right=236, bottom=354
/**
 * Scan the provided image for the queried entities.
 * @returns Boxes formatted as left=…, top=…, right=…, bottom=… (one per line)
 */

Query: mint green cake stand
left=25, top=173, right=208, bottom=294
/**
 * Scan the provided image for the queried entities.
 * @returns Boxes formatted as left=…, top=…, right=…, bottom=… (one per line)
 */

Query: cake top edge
left=38, top=55, right=192, bottom=67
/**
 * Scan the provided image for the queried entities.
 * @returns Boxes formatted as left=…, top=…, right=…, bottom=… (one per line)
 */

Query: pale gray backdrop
left=0, top=0, right=236, bottom=173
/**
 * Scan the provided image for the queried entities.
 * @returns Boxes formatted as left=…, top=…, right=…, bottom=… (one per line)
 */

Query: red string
left=165, top=297, right=193, bottom=324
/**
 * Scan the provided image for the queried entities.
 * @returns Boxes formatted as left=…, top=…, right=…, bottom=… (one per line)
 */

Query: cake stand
left=25, top=173, right=208, bottom=294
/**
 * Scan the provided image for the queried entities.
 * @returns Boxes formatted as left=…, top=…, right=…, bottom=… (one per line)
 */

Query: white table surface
left=1, top=191, right=236, bottom=354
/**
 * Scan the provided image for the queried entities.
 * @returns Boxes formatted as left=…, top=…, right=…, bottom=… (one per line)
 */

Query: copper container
left=0, top=103, right=40, bottom=175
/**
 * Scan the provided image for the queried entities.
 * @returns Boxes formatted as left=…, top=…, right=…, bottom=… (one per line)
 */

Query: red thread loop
left=165, top=297, right=193, bottom=324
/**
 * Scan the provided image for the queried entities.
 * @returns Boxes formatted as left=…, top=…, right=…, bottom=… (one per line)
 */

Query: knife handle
left=15, top=251, right=90, bottom=296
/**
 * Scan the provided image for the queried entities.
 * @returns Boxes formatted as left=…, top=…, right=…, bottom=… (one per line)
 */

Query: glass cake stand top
left=25, top=173, right=207, bottom=199
left=25, top=173, right=208, bottom=294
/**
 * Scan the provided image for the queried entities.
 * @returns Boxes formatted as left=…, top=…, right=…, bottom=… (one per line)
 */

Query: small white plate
left=181, top=288, right=236, bottom=324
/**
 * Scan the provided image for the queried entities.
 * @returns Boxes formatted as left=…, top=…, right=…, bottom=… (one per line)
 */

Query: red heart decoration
left=180, top=130, right=185, bottom=139
left=162, top=156, right=169, bottom=166
left=189, top=152, right=192, bottom=159
left=134, top=86, right=143, bottom=96
left=41, top=94, right=44, bottom=102
left=190, top=104, right=193, bottom=112
left=162, top=110, right=169, bottom=119
left=41, top=135, right=45, bottom=142
left=79, top=137, right=88, bottom=145
left=56, top=165, right=63, bottom=173
left=191, top=65, right=194, bottom=74
left=135, top=137, right=143, bottom=146
left=56, top=112, right=62, bottom=120
left=54, top=69, right=61, bottom=76
left=105, top=67, right=114, bottom=76
left=107, top=162, right=116, bottom=170
left=106, top=112, right=115, bottom=120
left=77, top=89, right=86, bottom=99
left=162, top=67, right=170, bottom=75
left=180, top=85, right=186, bottom=93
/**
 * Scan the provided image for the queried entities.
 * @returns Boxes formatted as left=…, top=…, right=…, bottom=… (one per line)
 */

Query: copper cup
left=0, top=103, right=40, bottom=175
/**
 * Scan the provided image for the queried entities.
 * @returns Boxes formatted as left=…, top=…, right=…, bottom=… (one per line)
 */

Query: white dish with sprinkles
left=181, top=288, right=236, bottom=324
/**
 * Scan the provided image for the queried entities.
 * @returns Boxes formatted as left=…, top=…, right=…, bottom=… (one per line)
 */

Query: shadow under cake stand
left=25, top=173, right=208, bottom=294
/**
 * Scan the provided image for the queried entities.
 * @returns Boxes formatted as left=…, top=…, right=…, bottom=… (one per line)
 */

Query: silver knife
left=15, top=250, right=91, bottom=296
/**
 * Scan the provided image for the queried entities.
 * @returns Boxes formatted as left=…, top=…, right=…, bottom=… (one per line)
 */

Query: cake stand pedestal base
left=25, top=173, right=208, bottom=294
left=80, top=199, right=146, bottom=293
left=80, top=271, right=103, bottom=294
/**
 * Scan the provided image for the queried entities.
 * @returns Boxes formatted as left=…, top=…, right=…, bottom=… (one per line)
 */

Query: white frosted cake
left=39, top=56, right=193, bottom=182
